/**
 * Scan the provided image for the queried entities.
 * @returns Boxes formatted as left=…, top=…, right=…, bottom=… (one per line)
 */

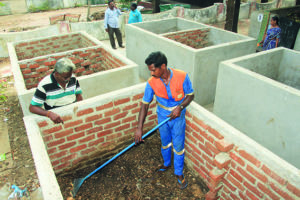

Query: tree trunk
left=224, top=0, right=241, bottom=33
left=87, top=0, right=91, bottom=21
left=152, top=0, right=160, bottom=13
left=261, top=0, right=268, bottom=3
left=296, top=0, right=300, bottom=5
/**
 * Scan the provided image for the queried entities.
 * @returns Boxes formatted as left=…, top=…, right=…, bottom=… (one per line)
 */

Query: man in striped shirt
left=29, top=58, right=83, bottom=124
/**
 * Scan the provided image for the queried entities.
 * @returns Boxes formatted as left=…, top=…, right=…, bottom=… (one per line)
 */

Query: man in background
left=104, top=0, right=124, bottom=49
left=128, top=3, right=142, bottom=24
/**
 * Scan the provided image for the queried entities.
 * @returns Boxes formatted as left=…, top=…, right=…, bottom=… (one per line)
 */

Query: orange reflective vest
left=148, top=68, right=186, bottom=101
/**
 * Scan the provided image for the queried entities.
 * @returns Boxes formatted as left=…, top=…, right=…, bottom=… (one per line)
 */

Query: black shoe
left=119, top=45, right=125, bottom=48
left=112, top=47, right=117, bottom=49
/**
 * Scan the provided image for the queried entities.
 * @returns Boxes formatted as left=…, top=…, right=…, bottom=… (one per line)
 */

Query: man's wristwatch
left=179, top=105, right=184, bottom=110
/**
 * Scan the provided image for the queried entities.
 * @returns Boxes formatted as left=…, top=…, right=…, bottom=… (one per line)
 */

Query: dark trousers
left=108, top=25, right=123, bottom=48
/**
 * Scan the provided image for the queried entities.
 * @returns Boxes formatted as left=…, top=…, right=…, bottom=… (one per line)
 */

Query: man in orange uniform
left=134, top=51, right=194, bottom=189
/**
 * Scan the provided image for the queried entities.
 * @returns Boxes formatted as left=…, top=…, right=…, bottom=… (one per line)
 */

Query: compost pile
left=57, top=134, right=208, bottom=199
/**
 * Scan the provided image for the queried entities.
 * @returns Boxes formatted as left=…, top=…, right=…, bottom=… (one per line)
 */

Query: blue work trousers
left=158, top=112, right=186, bottom=176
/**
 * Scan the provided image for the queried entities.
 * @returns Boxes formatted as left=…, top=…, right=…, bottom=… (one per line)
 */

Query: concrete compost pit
left=14, top=32, right=96, bottom=61
left=214, top=47, right=300, bottom=169
left=126, top=17, right=257, bottom=106
left=8, top=31, right=140, bottom=116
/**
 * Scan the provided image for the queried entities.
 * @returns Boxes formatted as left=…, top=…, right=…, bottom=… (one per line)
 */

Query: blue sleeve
left=104, top=10, right=108, bottom=28
left=142, top=82, right=154, bottom=104
left=138, top=11, right=142, bottom=22
left=183, top=74, right=194, bottom=95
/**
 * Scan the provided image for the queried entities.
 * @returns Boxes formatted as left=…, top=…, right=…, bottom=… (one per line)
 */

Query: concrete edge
left=23, top=117, right=63, bottom=200
left=187, top=102, right=300, bottom=186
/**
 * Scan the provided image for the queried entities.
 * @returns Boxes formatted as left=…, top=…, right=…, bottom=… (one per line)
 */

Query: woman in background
left=259, top=16, right=281, bottom=51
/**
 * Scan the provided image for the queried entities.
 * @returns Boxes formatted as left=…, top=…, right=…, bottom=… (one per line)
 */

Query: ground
left=57, top=134, right=208, bottom=200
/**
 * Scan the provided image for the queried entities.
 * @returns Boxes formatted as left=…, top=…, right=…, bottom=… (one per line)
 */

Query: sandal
left=155, top=165, right=170, bottom=173
left=177, top=176, right=188, bottom=189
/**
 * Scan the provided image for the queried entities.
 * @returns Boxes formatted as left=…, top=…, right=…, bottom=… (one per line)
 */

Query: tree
left=224, top=0, right=241, bottom=33
left=152, top=0, right=160, bottom=13
left=297, top=0, right=300, bottom=5
left=261, top=0, right=268, bottom=3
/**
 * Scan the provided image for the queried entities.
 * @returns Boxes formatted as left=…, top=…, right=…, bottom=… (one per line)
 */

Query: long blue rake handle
left=72, top=117, right=170, bottom=197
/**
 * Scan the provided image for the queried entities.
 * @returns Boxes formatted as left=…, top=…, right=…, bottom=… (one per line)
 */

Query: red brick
left=54, top=129, right=73, bottom=138
left=96, top=102, right=113, bottom=111
left=67, top=132, right=85, bottom=141
left=131, top=108, right=140, bottom=114
left=94, top=117, right=111, bottom=126
left=81, top=61, right=92, bottom=67
left=30, top=73, right=40, bottom=78
left=186, top=120, right=201, bottom=132
left=238, top=191, right=248, bottom=200
left=40, top=39, right=49, bottom=43
left=229, top=192, right=239, bottom=200
left=47, top=138, right=66, bottom=148
left=193, top=116, right=208, bottom=129
left=105, top=121, right=121, bottom=129
left=287, top=183, right=300, bottom=197
left=36, top=67, right=49, bottom=73
left=61, top=115, right=72, bottom=122
left=132, top=93, right=144, bottom=101
left=246, top=165, right=268, bottom=183
left=61, top=154, right=77, bottom=163
left=38, top=120, right=48, bottom=128
left=205, top=141, right=220, bottom=155
left=70, top=144, right=87, bottom=153
left=44, top=61, right=56, bottom=66
left=229, top=169, right=243, bottom=183
left=51, top=55, right=65, bottom=60
left=97, top=129, right=113, bottom=138
left=50, top=150, right=67, bottom=159
left=257, top=183, right=280, bottom=200
left=54, top=162, right=71, bottom=171
left=246, top=190, right=259, bottom=200
left=261, top=165, right=286, bottom=185
left=107, top=132, right=122, bottom=141
left=124, top=127, right=136, bottom=135
left=187, top=154, right=200, bottom=166
left=114, top=98, right=130, bottom=106
left=51, top=160, right=60, bottom=167
left=143, top=121, right=154, bottom=128
left=29, top=41, right=39, bottom=45
left=64, top=120, right=83, bottom=129
left=229, top=152, right=245, bottom=167
left=18, top=42, right=28, bottom=47
left=87, top=126, right=103, bottom=134
left=29, top=63, right=39, bottom=69
left=227, top=174, right=245, bottom=191
left=244, top=181, right=263, bottom=198
left=239, top=150, right=261, bottom=167
left=194, top=165, right=208, bottom=181
left=74, top=67, right=85, bottom=74
left=270, top=182, right=294, bottom=200
left=105, top=108, right=120, bottom=117
left=19, top=64, right=27, bottom=69
left=223, top=179, right=236, bottom=192
left=88, top=138, right=105, bottom=147
left=202, top=153, right=214, bottom=166
left=207, top=126, right=224, bottom=139
left=215, top=139, right=234, bottom=152
left=192, top=131, right=205, bottom=144
left=59, top=141, right=76, bottom=150
left=77, top=108, right=94, bottom=117
left=22, top=69, right=31, bottom=74
left=79, top=135, right=95, bottom=143
left=113, top=112, right=128, bottom=120
left=47, top=148, right=57, bottom=155
left=186, top=133, right=198, bottom=145
left=43, top=135, right=53, bottom=142
left=198, top=142, right=213, bottom=157
left=43, top=125, right=62, bottom=134
left=115, top=124, right=130, bottom=132
left=81, top=147, right=97, bottom=155
left=122, top=116, right=136, bottom=124
left=237, top=166, right=256, bottom=184
left=75, top=123, right=92, bottom=132
left=79, top=53, right=91, bottom=57
left=35, top=58, right=47, bottom=62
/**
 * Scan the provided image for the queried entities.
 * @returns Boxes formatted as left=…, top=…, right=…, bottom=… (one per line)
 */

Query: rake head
left=72, top=177, right=85, bottom=197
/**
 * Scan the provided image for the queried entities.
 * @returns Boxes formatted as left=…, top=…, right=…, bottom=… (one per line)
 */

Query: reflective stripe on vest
left=148, top=68, right=186, bottom=101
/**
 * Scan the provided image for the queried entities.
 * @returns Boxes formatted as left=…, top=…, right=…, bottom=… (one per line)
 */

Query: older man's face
left=56, top=71, right=72, bottom=84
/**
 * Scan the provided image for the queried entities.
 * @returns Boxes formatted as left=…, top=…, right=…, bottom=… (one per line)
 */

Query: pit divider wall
left=23, top=83, right=157, bottom=200
left=185, top=102, right=300, bottom=200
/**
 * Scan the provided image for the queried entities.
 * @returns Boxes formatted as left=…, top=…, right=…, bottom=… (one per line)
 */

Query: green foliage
left=0, top=2, right=5, bottom=7
left=28, top=1, right=50, bottom=13
left=75, top=3, right=82, bottom=7
left=0, top=79, right=8, bottom=103
left=119, top=0, right=131, bottom=8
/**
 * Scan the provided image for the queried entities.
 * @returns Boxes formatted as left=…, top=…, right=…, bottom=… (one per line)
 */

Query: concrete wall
left=8, top=32, right=140, bottom=116
left=214, top=48, right=300, bottom=169
left=126, top=18, right=256, bottom=106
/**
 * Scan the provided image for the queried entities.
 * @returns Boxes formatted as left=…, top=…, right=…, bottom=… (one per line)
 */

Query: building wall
left=213, top=48, right=300, bottom=169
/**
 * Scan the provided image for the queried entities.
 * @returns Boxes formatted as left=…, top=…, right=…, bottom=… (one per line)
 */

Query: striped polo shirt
left=31, top=73, right=82, bottom=110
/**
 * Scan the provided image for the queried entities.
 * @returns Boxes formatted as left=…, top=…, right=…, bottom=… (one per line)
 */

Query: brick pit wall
left=14, top=33, right=97, bottom=61
left=164, top=29, right=211, bottom=49
left=19, top=47, right=126, bottom=89
left=36, top=93, right=157, bottom=173
left=184, top=110, right=300, bottom=200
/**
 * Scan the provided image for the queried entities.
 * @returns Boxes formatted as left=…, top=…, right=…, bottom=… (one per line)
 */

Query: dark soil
left=57, top=134, right=208, bottom=200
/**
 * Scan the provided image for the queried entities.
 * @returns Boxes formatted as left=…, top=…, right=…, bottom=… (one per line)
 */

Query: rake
left=72, top=117, right=170, bottom=197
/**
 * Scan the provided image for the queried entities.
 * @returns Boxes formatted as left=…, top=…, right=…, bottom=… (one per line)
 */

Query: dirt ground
left=0, top=58, right=40, bottom=197
left=57, top=134, right=208, bottom=200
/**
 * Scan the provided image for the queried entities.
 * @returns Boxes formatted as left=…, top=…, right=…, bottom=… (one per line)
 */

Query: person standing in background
left=104, top=0, right=125, bottom=49
left=259, top=16, right=281, bottom=51
left=128, top=3, right=142, bottom=24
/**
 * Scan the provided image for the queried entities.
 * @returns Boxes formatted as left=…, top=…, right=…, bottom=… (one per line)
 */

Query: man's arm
left=134, top=103, right=149, bottom=144
left=76, top=94, right=83, bottom=102
left=104, top=10, right=109, bottom=31
left=168, top=94, right=194, bottom=119
left=29, top=105, right=64, bottom=124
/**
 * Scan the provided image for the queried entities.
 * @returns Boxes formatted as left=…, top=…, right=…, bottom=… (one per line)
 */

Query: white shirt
left=104, top=8, right=121, bottom=29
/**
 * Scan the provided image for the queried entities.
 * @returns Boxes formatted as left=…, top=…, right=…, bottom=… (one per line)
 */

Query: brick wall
left=19, top=47, right=126, bottom=89
left=37, top=94, right=157, bottom=173
left=14, top=33, right=97, bottom=61
left=184, top=111, right=300, bottom=200
left=164, top=29, right=211, bottom=49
